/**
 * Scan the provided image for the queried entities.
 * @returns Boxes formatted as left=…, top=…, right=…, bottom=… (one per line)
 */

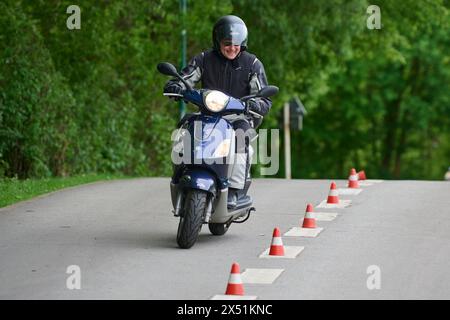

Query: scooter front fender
left=179, top=168, right=217, bottom=195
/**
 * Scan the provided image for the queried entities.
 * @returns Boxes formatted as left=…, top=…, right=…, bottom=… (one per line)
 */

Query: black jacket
left=168, top=49, right=272, bottom=116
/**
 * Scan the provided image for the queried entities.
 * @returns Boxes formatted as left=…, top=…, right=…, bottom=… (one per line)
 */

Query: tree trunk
left=393, top=112, right=409, bottom=178
left=381, top=98, right=401, bottom=177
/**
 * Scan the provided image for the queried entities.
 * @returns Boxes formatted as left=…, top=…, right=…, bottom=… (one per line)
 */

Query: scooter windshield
left=224, top=96, right=246, bottom=113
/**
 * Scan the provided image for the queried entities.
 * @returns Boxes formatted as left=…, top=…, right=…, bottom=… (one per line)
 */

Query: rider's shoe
left=228, top=188, right=252, bottom=210
left=227, top=188, right=238, bottom=209
left=237, top=189, right=252, bottom=203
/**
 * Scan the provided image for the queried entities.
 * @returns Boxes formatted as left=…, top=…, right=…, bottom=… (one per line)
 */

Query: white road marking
left=258, top=246, right=305, bottom=259
left=338, top=188, right=363, bottom=195
left=359, top=180, right=384, bottom=186
left=358, top=181, right=374, bottom=186
left=284, top=227, right=324, bottom=238
left=283, top=212, right=339, bottom=221
left=310, top=211, right=338, bottom=221
left=316, top=199, right=352, bottom=209
left=241, top=269, right=284, bottom=284
left=360, top=179, right=384, bottom=185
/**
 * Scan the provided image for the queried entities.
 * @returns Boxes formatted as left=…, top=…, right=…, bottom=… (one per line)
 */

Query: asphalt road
left=0, top=178, right=449, bottom=299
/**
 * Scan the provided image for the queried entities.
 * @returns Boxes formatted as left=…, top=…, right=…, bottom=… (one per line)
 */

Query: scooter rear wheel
left=176, top=190, right=207, bottom=249
left=208, top=223, right=229, bottom=236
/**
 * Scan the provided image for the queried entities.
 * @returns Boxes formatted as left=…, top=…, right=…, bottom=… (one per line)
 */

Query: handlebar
left=163, top=93, right=183, bottom=97
left=248, top=109, right=263, bottom=118
left=163, top=89, right=263, bottom=118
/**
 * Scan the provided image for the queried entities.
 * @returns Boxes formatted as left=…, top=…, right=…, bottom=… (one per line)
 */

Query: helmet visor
left=216, top=23, right=247, bottom=46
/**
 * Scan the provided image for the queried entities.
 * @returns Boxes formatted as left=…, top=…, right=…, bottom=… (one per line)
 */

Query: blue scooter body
left=169, top=89, right=251, bottom=221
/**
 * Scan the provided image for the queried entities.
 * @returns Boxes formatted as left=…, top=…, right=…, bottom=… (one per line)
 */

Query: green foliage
left=0, top=1, right=77, bottom=178
left=0, top=0, right=449, bottom=180
left=291, top=0, right=450, bottom=180
left=239, top=0, right=450, bottom=180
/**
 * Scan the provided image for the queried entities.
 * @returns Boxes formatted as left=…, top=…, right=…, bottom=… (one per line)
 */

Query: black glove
left=164, top=81, right=184, bottom=100
left=247, top=98, right=262, bottom=115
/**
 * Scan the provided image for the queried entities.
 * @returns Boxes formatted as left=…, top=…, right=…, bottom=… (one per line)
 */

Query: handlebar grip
left=163, top=93, right=183, bottom=97
left=248, top=110, right=263, bottom=118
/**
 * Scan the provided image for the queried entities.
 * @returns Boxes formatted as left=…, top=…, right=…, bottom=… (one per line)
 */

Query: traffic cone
left=225, top=262, right=244, bottom=295
left=302, top=204, right=316, bottom=228
left=348, top=168, right=359, bottom=188
left=358, top=170, right=367, bottom=180
left=327, top=182, right=339, bottom=204
left=269, top=228, right=285, bottom=256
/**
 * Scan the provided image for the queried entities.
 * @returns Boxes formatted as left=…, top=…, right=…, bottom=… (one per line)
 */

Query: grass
left=0, top=174, right=130, bottom=208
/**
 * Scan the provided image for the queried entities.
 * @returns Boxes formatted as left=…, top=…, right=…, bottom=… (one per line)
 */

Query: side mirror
left=157, top=62, right=193, bottom=91
left=240, top=85, right=279, bottom=101
left=258, top=85, right=279, bottom=98
left=157, top=62, right=179, bottom=77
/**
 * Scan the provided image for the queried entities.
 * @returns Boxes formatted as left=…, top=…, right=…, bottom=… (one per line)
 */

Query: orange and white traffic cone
left=302, top=204, right=316, bottom=228
left=358, top=170, right=367, bottom=180
left=269, top=228, right=285, bottom=256
left=327, top=182, right=339, bottom=204
left=225, top=262, right=244, bottom=295
left=348, top=168, right=359, bottom=188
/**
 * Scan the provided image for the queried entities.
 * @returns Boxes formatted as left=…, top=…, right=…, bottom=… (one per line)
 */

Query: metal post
left=284, top=103, right=291, bottom=179
left=179, top=0, right=187, bottom=119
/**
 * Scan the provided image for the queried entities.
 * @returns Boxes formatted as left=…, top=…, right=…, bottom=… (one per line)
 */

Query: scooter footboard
left=209, top=188, right=249, bottom=224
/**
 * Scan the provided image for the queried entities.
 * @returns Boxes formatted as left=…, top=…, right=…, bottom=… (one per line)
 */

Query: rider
left=163, top=15, right=272, bottom=208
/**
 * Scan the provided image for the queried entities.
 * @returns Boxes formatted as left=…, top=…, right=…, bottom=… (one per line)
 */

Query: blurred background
left=0, top=0, right=449, bottom=181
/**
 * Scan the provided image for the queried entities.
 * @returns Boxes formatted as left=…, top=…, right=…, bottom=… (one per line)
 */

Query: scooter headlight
left=203, top=90, right=229, bottom=112
left=212, top=139, right=231, bottom=158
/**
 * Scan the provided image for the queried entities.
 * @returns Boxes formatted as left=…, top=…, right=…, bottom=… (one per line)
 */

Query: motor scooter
left=157, top=62, right=278, bottom=248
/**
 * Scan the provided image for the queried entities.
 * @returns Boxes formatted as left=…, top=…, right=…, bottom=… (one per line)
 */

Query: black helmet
left=212, top=15, right=248, bottom=51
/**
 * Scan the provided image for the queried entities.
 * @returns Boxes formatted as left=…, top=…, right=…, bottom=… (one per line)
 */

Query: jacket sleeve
left=166, top=53, right=204, bottom=90
left=249, top=58, right=272, bottom=116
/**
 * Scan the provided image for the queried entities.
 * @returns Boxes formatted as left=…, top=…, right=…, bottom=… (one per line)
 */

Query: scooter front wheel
left=176, top=190, right=207, bottom=249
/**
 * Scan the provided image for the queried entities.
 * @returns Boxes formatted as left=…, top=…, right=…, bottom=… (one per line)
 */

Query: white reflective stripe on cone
left=349, top=175, right=358, bottom=181
left=271, top=237, right=283, bottom=246
left=305, top=211, right=314, bottom=219
left=329, top=189, right=339, bottom=196
left=228, top=274, right=242, bottom=284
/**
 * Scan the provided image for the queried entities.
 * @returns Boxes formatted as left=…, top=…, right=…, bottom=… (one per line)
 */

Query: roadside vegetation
left=1, top=0, right=448, bottom=187
left=0, top=174, right=129, bottom=208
